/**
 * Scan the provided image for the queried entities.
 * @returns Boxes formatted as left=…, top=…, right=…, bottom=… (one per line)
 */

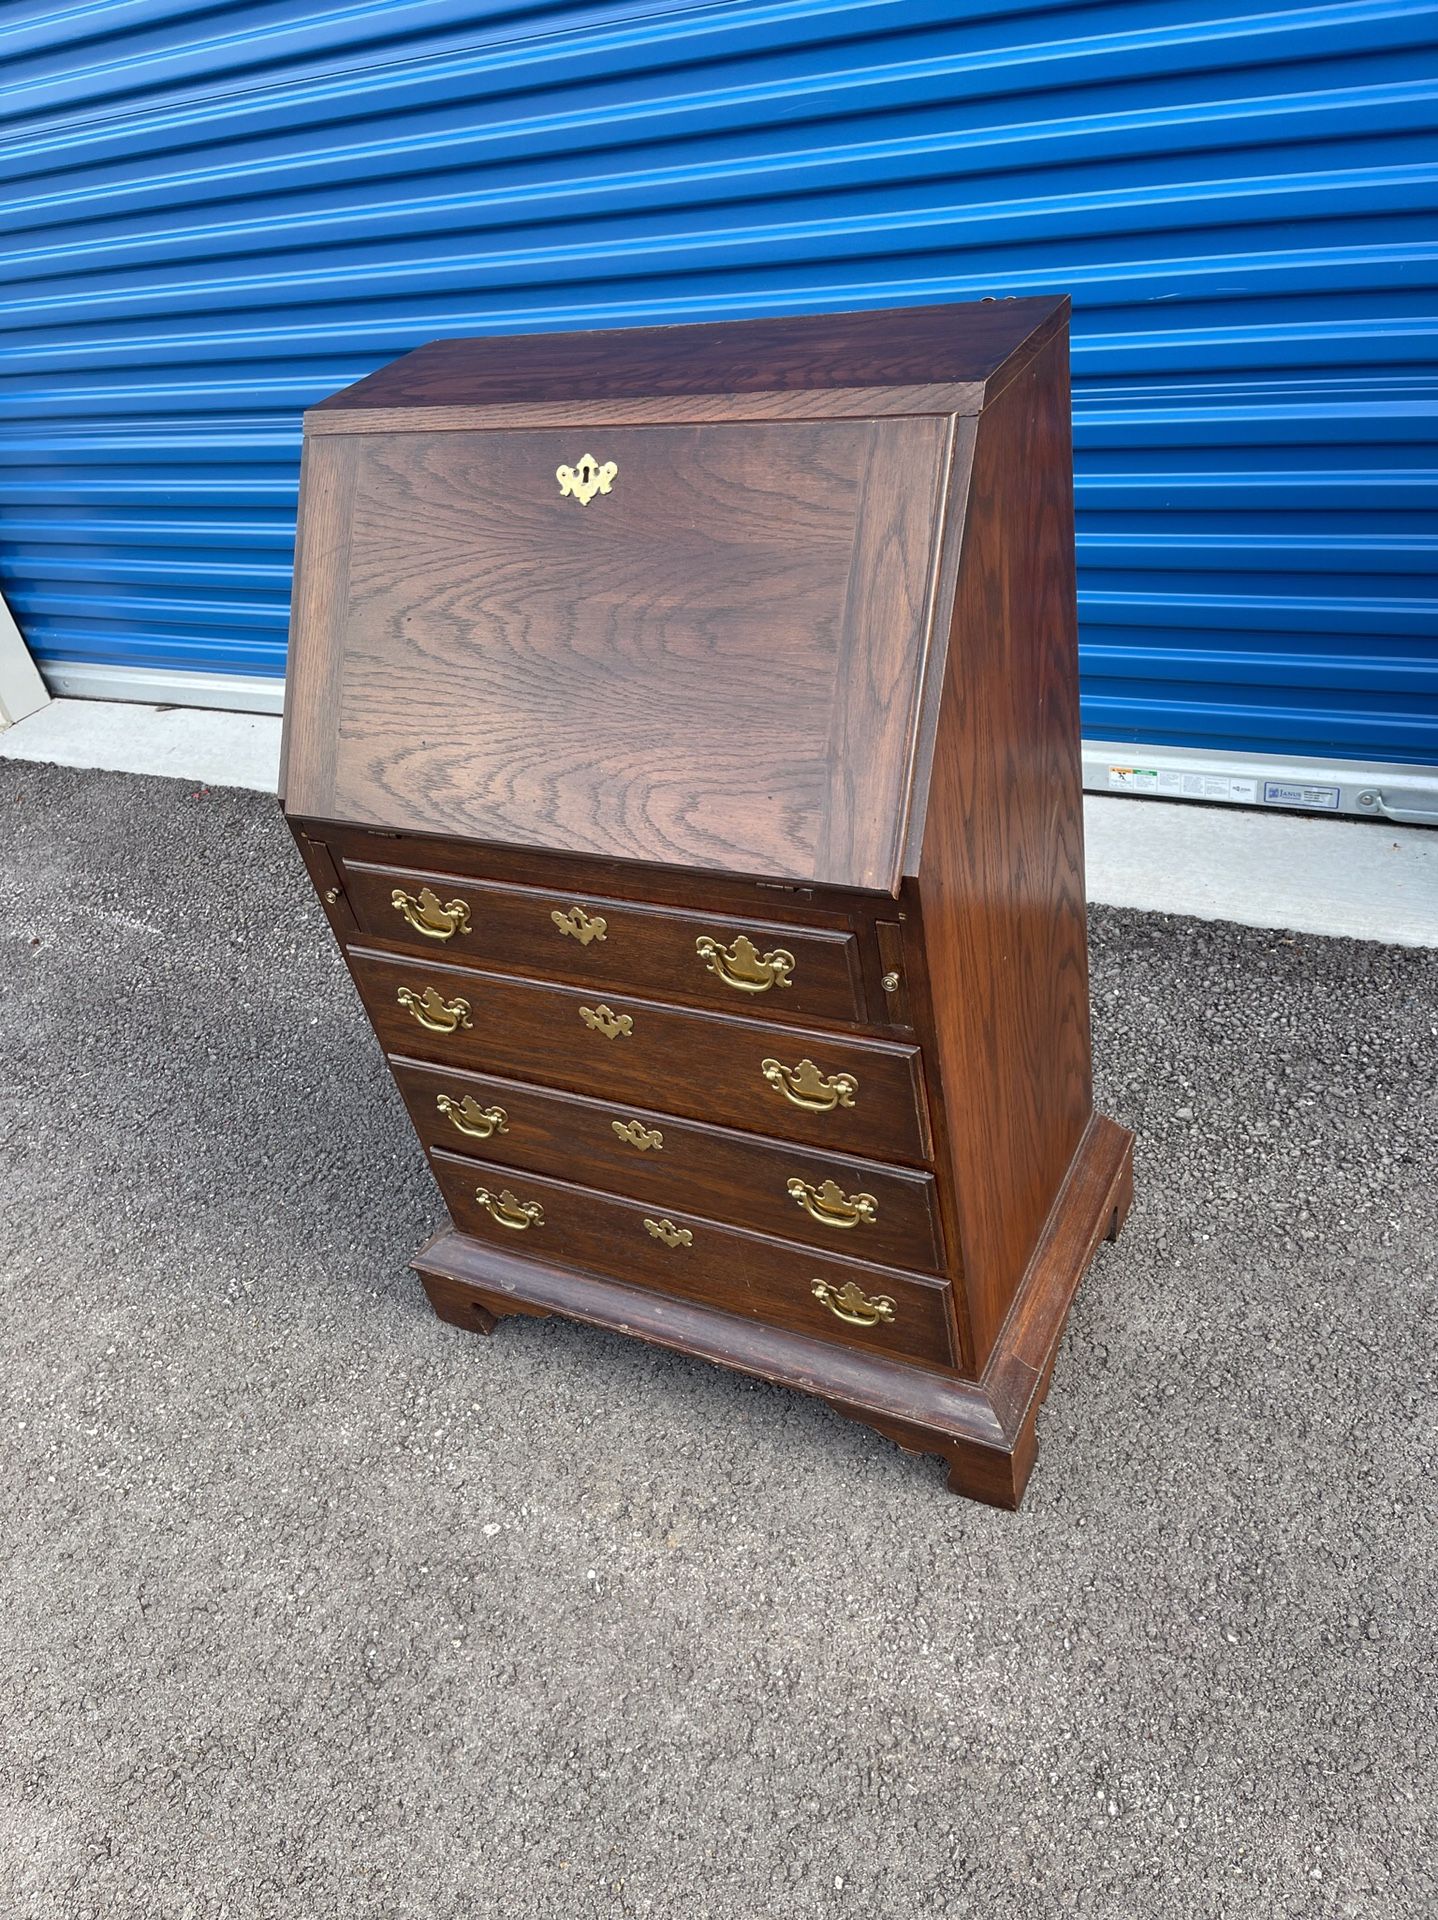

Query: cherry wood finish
left=904, top=334, right=1095, bottom=1370
left=341, top=856, right=869, bottom=1025
left=282, top=296, right=1133, bottom=1504
left=350, top=947, right=930, bottom=1161
left=392, top=1056, right=945, bottom=1270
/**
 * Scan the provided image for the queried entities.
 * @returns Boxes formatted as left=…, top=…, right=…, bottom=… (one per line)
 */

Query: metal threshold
left=1084, top=741, right=1438, bottom=829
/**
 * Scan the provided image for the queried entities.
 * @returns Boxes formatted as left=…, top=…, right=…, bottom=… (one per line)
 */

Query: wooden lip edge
left=976, top=296, right=1069, bottom=411
left=302, top=386, right=988, bottom=432
left=411, top=1222, right=994, bottom=1438
left=284, top=808, right=912, bottom=904
left=980, top=1111, right=1136, bottom=1441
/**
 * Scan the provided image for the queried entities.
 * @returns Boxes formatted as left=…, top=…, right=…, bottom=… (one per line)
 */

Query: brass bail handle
left=392, top=885, right=470, bottom=941
left=761, top=1057, right=857, bottom=1113
left=787, top=1177, right=878, bottom=1229
left=474, top=1188, right=543, bottom=1232
left=437, top=1094, right=507, bottom=1139
left=397, top=985, right=471, bottom=1034
left=696, top=933, right=795, bottom=994
left=811, top=1279, right=896, bottom=1328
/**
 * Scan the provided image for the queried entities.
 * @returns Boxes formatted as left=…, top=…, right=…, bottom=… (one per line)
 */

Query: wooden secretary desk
left=280, top=296, right=1133, bottom=1507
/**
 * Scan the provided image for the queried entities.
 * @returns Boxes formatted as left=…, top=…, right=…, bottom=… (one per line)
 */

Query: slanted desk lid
left=283, top=300, right=1063, bottom=892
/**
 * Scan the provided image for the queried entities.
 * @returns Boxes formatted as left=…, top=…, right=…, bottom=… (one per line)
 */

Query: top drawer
left=334, top=856, right=867, bottom=1026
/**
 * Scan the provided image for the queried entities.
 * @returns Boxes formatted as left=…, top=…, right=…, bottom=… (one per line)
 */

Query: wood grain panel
left=284, top=417, right=948, bottom=891
left=911, top=333, right=1095, bottom=1369
left=819, top=417, right=950, bottom=886
left=276, top=435, right=356, bottom=809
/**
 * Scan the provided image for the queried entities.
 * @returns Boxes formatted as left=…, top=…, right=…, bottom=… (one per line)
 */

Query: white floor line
left=4, top=699, right=1435, bottom=947
left=1083, top=793, right=1436, bottom=947
left=2, top=697, right=282, bottom=792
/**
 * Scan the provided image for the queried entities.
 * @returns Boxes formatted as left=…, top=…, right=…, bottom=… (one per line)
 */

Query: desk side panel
left=915, top=330, right=1094, bottom=1370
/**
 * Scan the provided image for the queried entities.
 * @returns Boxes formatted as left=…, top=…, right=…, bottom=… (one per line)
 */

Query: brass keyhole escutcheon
left=551, top=905, right=607, bottom=946
left=644, top=1218, right=693, bottom=1249
left=580, top=1004, right=632, bottom=1040
left=392, top=885, right=471, bottom=941
left=811, top=1279, right=896, bottom=1328
left=556, top=454, right=617, bottom=505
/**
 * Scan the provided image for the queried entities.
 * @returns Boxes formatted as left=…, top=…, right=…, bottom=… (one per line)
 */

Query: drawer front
left=393, top=1057, right=944, bottom=1272
left=351, top=950, right=929, bottom=1162
left=337, top=858, right=867, bottom=1025
left=430, top=1148, right=954, bottom=1369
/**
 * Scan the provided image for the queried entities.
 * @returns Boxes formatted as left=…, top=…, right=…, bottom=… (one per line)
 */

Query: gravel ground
left=2, top=761, right=1434, bottom=1920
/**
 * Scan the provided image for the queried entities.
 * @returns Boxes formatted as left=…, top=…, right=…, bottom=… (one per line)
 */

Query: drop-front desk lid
left=282, top=297, right=1067, bottom=895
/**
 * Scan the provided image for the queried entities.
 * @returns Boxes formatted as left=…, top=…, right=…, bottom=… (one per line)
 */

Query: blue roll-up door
left=1, top=0, right=1434, bottom=801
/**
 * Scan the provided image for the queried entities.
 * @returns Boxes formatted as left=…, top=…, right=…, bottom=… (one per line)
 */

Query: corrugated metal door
left=2, top=0, right=1434, bottom=803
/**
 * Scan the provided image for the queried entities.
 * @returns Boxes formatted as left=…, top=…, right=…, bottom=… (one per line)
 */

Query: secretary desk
left=280, top=295, right=1134, bottom=1506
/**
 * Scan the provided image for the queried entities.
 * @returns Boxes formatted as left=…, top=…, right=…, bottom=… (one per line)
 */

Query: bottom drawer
left=430, top=1147, right=955, bottom=1371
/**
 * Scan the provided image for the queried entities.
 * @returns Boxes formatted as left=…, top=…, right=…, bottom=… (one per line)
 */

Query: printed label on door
left=1262, top=781, right=1340, bottom=811
left=1108, top=766, right=1259, bottom=804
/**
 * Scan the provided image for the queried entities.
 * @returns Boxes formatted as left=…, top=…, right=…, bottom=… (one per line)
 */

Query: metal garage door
left=2, top=0, right=1434, bottom=817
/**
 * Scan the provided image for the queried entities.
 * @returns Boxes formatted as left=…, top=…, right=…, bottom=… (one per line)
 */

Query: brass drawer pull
left=811, top=1279, right=896, bottom=1328
left=761, top=1056, right=857, bottom=1112
left=437, top=1095, right=508, bottom=1140
left=474, top=1187, right=543, bottom=1231
left=612, top=1119, right=663, bottom=1151
left=644, top=1217, right=693, bottom=1249
left=787, top=1177, right=877, bottom=1229
left=397, top=985, right=472, bottom=1033
left=580, top=1004, right=632, bottom=1040
left=556, top=453, right=616, bottom=505
left=695, top=933, right=795, bottom=994
left=391, top=885, right=471, bottom=941
left=551, top=904, right=607, bottom=946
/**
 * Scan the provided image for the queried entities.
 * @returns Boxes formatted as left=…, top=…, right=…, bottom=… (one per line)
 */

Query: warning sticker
left=1262, top=781, right=1341, bottom=812
left=1107, top=766, right=1259, bottom=804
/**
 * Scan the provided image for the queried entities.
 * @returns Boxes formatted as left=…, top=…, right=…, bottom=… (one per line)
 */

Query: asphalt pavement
left=2, top=761, right=1434, bottom=1919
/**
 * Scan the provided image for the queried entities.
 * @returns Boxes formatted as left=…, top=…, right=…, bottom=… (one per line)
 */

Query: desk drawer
left=431, top=1148, right=954, bottom=1369
left=394, top=1056, right=944, bottom=1271
left=352, top=949, right=929, bottom=1162
left=336, top=857, right=867, bottom=1025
